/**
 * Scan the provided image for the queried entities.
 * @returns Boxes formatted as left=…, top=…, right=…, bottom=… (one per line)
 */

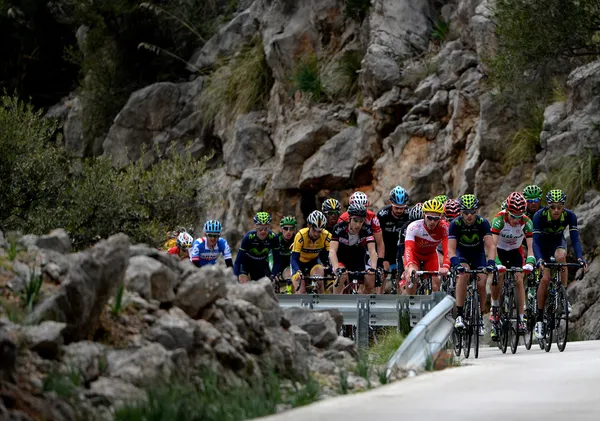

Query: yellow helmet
left=422, top=199, right=445, bottom=214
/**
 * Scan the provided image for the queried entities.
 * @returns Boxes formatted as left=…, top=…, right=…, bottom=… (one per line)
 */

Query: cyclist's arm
left=221, top=239, right=234, bottom=268
left=318, top=232, right=332, bottom=267
left=532, top=211, right=543, bottom=261
left=329, top=240, right=340, bottom=271
left=440, top=225, right=451, bottom=269
left=448, top=237, right=460, bottom=268
left=367, top=241, right=378, bottom=270
left=484, top=234, right=496, bottom=262
left=290, top=231, right=303, bottom=274
left=189, top=240, right=202, bottom=268
left=374, top=230, right=385, bottom=260
left=567, top=210, right=583, bottom=259
left=233, top=235, right=249, bottom=276
left=523, top=217, right=535, bottom=261
left=270, top=235, right=281, bottom=276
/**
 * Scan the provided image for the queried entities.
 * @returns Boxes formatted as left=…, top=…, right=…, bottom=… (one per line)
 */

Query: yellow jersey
left=291, top=228, right=331, bottom=263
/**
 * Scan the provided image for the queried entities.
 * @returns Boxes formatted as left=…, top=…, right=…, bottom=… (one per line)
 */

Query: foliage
left=290, top=55, right=325, bottom=102
left=551, top=78, right=567, bottom=103
left=344, top=0, right=371, bottom=22
left=368, top=329, right=405, bottom=365
left=431, top=18, right=450, bottom=43
left=0, top=94, right=209, bottom=249
left=489, top=0, right=600, bottom=100
left=111, top=283, right=125, bottom=318
left=542, top=153, right=599, bottom=207
left=400, top=57, right=439, bottom=88
left=115, top=369, right=320, bottom=421
left=336, top=50, right=363, bottom=98
left=338, top=369, right=349, bottom=394
left=43, top=366, right=84, bottom=399
left=200, top=39, right=273, bottom=123
left=20, top=267, right=43, bottom=313
left=503, top=105, right=544, bottom=172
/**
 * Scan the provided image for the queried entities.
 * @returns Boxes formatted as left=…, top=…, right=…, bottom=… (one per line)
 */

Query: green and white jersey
left=490, top=210, right=533, bottom=250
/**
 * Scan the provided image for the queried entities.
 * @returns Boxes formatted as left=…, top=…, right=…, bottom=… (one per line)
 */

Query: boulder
left=87, top=377, right=146, bottom=408
left=224, top=112, right=274, bottom=177
left=125, top=255, right=177, bottom=303
left=282, top=307, right=338, bottom=348
left=227, top=278, right=282, bottom=327
left=62, top=341, right=107, bottom=383
left=26, top=234, right=130, bottom=343
left=20, top=321, right=66, bottom=360
left=35, top=229, right=71, bottom=254
left=174, top=265, right=230, bottom=317
left=146, top=308, right=195, bottom=352
left=106, top=343, right=178, bottom=387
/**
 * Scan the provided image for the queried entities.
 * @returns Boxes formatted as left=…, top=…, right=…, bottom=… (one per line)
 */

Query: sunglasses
left=350, top=217, right=365, bottom=223
left=281, top=226, right=294, bottom=231
left=324, top=211, right=340, bottom=216
left=461, top=210, right=477, bottom=215
left=527, top=198, right=540, bottom=204
left=549, top=204, right=564, bottom=210
left=508, top=212, right=523, bottom=219
left=392, top=205, right=406, bottom=210
left=425, top=215, right=441, bottom=221
left=207, top=234, right=220, bottom=238
left=310, top=226, right=323, bottom=232
left=256, top=226, right=269, bottom=232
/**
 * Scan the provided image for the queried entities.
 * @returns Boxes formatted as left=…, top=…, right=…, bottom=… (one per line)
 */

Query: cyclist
left=396, top=203, right=423, bottom=294
left=403, top=199, right=450, bottom=295
left=449, top=194, right=496, bottom=335
left=435, top=194, right=448, bottom=206
left=163, top=230, right=178, bottom=251
left=338, top=191, right=385, bottom=276
left=522, top=184, right=543, bottom=220
left=489, top=192, right=535, bottom=339
left=437, top=199, right=460, bottom=267
left=190, top=220, right=233, bottom=268
left=168, top=232, right=194, bottom=260
left=322, top=198, right=342, bottom=232
left=377, top=186, right=410, bottom=294
left=290, top=211, right=331, bottom=293
left=277, top=216, right=297, bottom=281
left=330, top=204, right=378, bottom=295
left=234, top=212, right=281, bottom=283
left=533, top=189, right=588, bottom=339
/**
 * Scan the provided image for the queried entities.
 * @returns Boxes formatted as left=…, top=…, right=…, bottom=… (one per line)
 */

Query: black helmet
left=347, top=203, right=367, bottom=218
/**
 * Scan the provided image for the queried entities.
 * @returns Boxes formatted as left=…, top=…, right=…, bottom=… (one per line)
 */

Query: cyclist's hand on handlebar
left=367, top=267, right=376, bottom=273
left=439, top=267, right=449, bottom=276
left=522, top=263, right=533, bottom=273
left=578, top=258, right=588, bottom=272
left=485, top=260, right=496, bottom=273
left=497, top=264, right=507, bottom=273
left=536, top=258, right=545, bottom=269
left=453, top=265, right=466, bottom=274
left=335, top=267, right=346, bottom=277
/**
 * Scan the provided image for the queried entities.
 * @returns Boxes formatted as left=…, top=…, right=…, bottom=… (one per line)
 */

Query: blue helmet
left=389, top=186, right=408, bottom=205
left=203, top=220, right=222, bottom=234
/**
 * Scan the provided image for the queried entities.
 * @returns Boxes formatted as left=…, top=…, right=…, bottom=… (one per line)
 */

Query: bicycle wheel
left=524, top=316, right=534, bottom=350
left=543, top=304, right=553, bottom=352
left=524, top=288, right=535, bottom=350
left=509, top=290, right=519, bottom=354
left=463, top=296, right=472, bottom=359
left=555, top=283, right=569, bottom=352
left=500, top=290, right=512, bottom=354
left=473, top=291, right=480, bottom=359
left=452, top=329, right=462, bottom=357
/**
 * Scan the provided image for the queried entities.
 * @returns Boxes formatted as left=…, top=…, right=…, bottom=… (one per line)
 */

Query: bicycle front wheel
left=473, top=291, right=480, bottom=359
left=500, top=290, right=513, bottom=354
left=556, top=283, right=569, bottom=352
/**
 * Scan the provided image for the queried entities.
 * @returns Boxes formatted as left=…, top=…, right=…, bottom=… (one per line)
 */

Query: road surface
left=261, top=341, right=600, bottom=421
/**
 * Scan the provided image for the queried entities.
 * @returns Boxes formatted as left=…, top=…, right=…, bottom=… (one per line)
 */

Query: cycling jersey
left=167, top=246, right=188, bottom=260
left=404, top=219, right=450, bottom=268
left=395, top=219, right=412, bottom=272
left=190, top=237, right=233, bottom=267
left=233, top=230, right=280, bottom=278
left=330, top=221, right=374, bottom=271
left=532, top=207, right=582, bottom=260
left=448, top=215, right=491, bottom=253
left=490, top=211, right=533, bottom=250
left=278, top=232, right=294, bottom=270
left=338, top=210, right=382, bottom=234
left=377, top=205, right=410, bottom=262
left=290, top=228, right=331, bottom=274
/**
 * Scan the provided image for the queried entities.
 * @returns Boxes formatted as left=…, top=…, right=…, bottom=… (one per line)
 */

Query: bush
left=0, top=94, right=209, bottom=249
left=542, top=153, right=599, bottom=208
left=344, top=0, right=371, bottom=22
left=489, top=0, right=600, bottom=100
left=503, top=105, right=544, bottom=172
left=336, top=50, right=363, bottom=98
left=200, top=39, right=273, bottom=123
left=290, top=55, right=325, bottom=102
left=431, top=18, right=450, bottom=43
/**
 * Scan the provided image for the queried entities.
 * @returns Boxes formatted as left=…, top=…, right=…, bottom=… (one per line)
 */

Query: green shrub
left=336, top=50, right=363, bottom=98
left=503, top=105, right=544, bottom=172
left=345, top=0, right=371, bottom=22
left=200, top=40, right=273, bottom=123
left=290, top=55, right=325, bottom=102
left=43, top=366, right=84, bottom=399
left=20, top=268, right=43, bottom=313
left=368, top=329, right=405, bottom=365
left=111, top=283, right=126, bottom=318
left=431, top=18, right=450, bottom=43
left=542, top=153, right=599, bottom=208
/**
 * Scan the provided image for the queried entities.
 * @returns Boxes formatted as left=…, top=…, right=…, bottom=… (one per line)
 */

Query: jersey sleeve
left=363, top=224, right=375, bottom=243
left=270, top=233, right=280, bottom=275
left=233, top=233, right=250, bottom=275
left=448, top=220, right=459, bottom=239
left=318, top=231, right=332, bottom=265
left=523, top=216, right=533, bottom=238
left=168, top=246, right=179, bottom=255
left=219, top=238, right=232, bottom=260
left=189, top=239, right=202, bottom=266
left=371, top=214, right=382, bottom=234
left=330, top=224, right=342, bottom=242
left=532, top=209, right=543, bottom=260
left=291, top=231, right=304, bottom=253
left=567, top=210, right=583, bottom=258
left=490, top=213, right=505, bottom=235
left=480, top=217, right=492, bottom=236
left=403, top=221, right=418, bottom=265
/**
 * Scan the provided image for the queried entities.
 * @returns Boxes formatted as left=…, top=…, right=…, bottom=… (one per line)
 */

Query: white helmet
left=176, top=232, right=194, bottom=249
left=349, top=191, right=369, bottom=206
left=306, top=210, right=327, bottom=229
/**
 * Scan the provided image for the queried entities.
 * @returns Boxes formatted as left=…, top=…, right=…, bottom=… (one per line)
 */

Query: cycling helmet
left=176, top=232, right=194, bottom=249
left=280, top=215, right=297, bottom=227
left=253, top=212, right=272, bottom=225
left=306, top=210, right=327, bottom=229
left=390, top=186, right=409, bottom=205
left=322, top=198, right=342, bottom=214
left=347, top=203, right=367, bottom=218
left=501, top=200, right=507, bottom=211
left=349, top=191, right=369, bottom=206
left=434, top=195, right=448, bottom=204
left=203, top=220, right=222, bottom=234
left=409, top=203, right=423, bottom=221
left=444, top=199, right=460, bottom=219
left=546, top=189, right=566, bottom=204
left=506, top=192, right=527, bottom=215
left=522, top=185, right=543, bottom=200
left=422, top=199, right=445, bottom=214
left=459, top=194, right=479, bottom=210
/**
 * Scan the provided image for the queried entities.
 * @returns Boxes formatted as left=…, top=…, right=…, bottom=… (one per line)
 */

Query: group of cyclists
left=164, top=184, right=589, bottom=342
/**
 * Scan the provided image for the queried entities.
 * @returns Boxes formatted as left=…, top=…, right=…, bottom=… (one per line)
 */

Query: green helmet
left=280, top=215, right=297, bottom=227
left=459, top=194, right=479, bottom=210
left=501, top=200, right=507, bottom=211
left=546, top=189, right=567, bottom=204
left=434, top=195, right=448, bottom=204
left=253, top=212, right=272, bottom=225
left=522, top=185, right=543, bottom=200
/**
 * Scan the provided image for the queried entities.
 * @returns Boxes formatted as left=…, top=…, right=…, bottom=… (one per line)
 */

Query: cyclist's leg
left=239, top=273, right=249, bottom=283
left=422, top=255, right=440, bottom=292
left=554, top=237, right=568, bottom=287
left=491, top=250, right=505, bottom=307
left=455, top=260, right=471, bottom=327
left=282, top=266, right=292, bottom=280
left=471, top=253, right=488, bottom=314
left=309, top=262, right=325, bottom=294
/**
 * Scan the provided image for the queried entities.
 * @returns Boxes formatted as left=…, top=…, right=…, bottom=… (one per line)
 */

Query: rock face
left=125, top=255, right=177, bottom=303
left=26, top=233, right=130, bottom=342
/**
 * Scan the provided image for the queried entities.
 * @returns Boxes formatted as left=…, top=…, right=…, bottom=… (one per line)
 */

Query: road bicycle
left=523, top=270, right=539, bottom=350
left=496, top=267, right=524, bottom=355
left=409, top=270, right=447, bottom=295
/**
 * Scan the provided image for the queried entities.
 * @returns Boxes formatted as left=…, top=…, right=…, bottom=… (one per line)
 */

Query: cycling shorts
left=239, top=261, right=270, bottom=281
left=497, top=248, right=524, bottom=269
left=457, top=250, right=486, bottom=269
left=537, top=236, right=567, bottom=262
left=406, top=252, right=439, bottom=272
left=292, top=259, right=324, bottom=281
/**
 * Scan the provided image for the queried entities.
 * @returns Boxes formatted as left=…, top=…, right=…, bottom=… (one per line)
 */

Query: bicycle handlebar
left=543, top=262, right=581, bottom=268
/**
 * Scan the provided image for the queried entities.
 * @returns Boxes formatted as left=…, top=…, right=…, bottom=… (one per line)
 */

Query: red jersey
left=168, top=246, right=189, bottom=261
left=404, top=219, right=450, bottom=268
left=338, top=210, right=382, bottom=234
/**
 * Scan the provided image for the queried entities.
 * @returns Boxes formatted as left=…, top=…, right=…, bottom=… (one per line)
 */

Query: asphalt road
left=261, top=340, right=600, bottom=421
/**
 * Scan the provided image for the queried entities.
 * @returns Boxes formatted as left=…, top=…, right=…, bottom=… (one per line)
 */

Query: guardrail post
left=355, top=297, right=370, bottom=352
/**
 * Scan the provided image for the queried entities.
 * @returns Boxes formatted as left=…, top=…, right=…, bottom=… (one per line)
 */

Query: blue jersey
left=448, top=215, right=491, bottom=255
left=233, top=230, right=280, bottom=276
left=532, top=207, right=582, bottom=260
left=190, top=237, right=232, bottom=267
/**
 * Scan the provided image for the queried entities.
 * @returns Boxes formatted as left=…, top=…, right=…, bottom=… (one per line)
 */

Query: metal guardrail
left=278, top=293, right=446, bottom=350
left=386, top=295, right=456, bottom=376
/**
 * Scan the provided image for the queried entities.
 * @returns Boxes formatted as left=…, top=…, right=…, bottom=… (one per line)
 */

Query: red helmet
left=506, top=192, right=526, bottom=216
left=444, top=199, right=460, bottom=219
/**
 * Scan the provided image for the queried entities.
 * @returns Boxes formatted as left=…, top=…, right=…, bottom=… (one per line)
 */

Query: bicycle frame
left=457, top=268, right=490, bottom=359
left=409, top=270, right=446, bottom=295
left=295, top=275, right=336, bottom=294
left=336, top=270, right=372, bottom=294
